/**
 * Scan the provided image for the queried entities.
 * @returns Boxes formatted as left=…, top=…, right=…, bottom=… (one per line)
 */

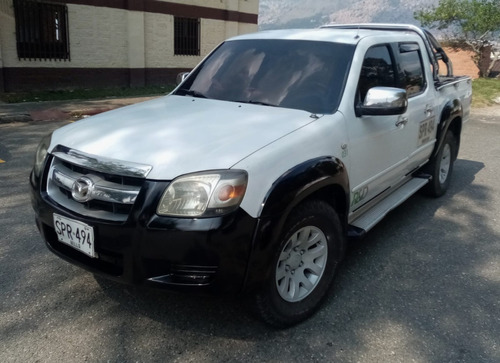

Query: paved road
left=1, top=110, right=499, bottom=362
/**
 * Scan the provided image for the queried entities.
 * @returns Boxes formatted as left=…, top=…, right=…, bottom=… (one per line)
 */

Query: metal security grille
left=13, top=0, right=70, bottom=61
left=174, top=17, right=200, bottom=56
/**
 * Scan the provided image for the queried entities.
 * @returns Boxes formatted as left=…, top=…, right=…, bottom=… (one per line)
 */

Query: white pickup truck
left=31, top=24, right=472, bottom=327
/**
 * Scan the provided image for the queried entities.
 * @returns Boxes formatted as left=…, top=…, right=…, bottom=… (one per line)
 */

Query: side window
left=357, top=45, right=396, bottom=103
left=399, top=43, right=426, bottom=97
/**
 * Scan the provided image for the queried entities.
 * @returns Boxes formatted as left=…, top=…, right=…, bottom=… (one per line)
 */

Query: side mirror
left=356, top=87, right=408, bottom=116
left=176, top=72, right=190, bottom=85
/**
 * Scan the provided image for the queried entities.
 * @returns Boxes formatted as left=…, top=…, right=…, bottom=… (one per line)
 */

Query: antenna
left=355, top=26, right=360, bottom=39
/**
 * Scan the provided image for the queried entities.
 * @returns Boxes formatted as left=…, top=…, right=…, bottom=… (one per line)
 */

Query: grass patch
left=472, top=78, right=500, bottom=108
left=0, top=85, right=175, bottom=103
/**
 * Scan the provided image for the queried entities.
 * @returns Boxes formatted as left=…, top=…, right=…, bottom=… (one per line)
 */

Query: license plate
left=53, top=213, right=96, bottom=258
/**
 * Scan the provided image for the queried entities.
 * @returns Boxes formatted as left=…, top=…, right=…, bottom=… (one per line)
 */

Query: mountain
left=259, top=0, right=439, bottom=30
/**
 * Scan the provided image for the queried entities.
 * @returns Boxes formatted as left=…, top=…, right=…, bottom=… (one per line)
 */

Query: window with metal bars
left=13, top=0, right=70, bottom=61
left=174, top=17, right=200, bottom=56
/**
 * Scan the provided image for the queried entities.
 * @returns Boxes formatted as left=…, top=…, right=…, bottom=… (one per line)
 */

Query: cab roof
left=227, top=24, right=423, bottom=45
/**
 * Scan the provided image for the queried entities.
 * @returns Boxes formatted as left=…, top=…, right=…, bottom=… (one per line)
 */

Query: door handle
left=425, top=105, right=433, bottom=116
left=396, top=116, right=408, bottom=127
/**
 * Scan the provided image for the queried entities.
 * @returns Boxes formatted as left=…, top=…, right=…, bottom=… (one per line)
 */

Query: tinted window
left=175, top=40, right=355, bottom=114
left=357, top=45, right=396, bottom=103
left=399, top=43, right=425, bottom=97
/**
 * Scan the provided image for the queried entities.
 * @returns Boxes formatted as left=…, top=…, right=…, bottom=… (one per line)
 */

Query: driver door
left=346, top=44, right=412, bottom=211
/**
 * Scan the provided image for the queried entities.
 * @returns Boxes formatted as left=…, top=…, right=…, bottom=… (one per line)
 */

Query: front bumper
left=30, top=170, right=258, bottom=294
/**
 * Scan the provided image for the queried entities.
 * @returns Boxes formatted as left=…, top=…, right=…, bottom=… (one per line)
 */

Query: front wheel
left=254, top=200, right=345, bottom=328
left=422, top=131, right=457, bottom=197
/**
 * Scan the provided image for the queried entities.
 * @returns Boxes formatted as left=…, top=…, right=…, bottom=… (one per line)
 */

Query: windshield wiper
left=178, top=89, right=208, bottom=98
left=235, top=100, right=278, bottom=107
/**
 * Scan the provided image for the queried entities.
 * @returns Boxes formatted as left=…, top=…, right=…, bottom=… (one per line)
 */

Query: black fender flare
left=433, top=99, right=463, bottom=159
left=242, top=156, right=349, bottom=292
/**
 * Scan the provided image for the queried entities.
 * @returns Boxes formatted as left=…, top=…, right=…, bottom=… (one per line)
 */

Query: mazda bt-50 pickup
left=31, top=24, right=472, bottom=327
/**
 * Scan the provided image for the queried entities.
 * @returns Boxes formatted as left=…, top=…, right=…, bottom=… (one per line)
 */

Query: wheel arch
left=260, top=156, right=349, bottom=229
left=243, top=156, right=349, bottom=292
left=434, top=98, right=463, bottom=160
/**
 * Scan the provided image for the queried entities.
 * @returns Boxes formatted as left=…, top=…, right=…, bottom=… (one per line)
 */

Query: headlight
left=157, top=170, right=248, bottom=217
left=33, top=133, right=52, bottom=177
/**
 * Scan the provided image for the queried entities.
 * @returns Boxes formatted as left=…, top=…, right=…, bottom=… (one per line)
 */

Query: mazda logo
left=71, top=176, right=94, bottom=203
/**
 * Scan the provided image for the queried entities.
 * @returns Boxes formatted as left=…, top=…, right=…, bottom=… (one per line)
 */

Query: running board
left=348, top=177, right=429, bottom=235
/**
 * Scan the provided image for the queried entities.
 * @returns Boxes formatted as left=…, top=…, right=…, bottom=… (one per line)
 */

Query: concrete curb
left=0, top=113, right=33, bottom=124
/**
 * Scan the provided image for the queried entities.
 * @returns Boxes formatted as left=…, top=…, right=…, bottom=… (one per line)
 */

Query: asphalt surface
left=0, top=105, right=499, bottom=362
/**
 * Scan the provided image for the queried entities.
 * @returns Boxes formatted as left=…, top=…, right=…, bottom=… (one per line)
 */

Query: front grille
left=60, top=160, right=143, bottom=188
left=45, top=149, right=149, bottom=222
left=56, top=186, right=134, bottom=215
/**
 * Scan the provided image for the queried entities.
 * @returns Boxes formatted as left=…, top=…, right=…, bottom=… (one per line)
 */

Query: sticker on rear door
left=418, top=117, right=435, bottom=146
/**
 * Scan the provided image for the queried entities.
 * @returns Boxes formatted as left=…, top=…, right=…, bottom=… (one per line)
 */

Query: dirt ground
left=442, top=47, right=478, bottom=78
left=471, top=104, right=500, bottom=117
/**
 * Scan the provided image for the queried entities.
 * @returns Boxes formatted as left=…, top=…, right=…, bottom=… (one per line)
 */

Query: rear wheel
left=423, top=131, right=457, bottom=197
left=254, top=200, right=345, bottom=328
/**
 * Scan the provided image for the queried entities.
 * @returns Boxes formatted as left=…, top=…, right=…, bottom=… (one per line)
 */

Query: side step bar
left=348, top=177, right=429, bottom=238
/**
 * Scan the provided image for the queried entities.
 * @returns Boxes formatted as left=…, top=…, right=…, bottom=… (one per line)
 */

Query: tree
left=415, top=0, right=500, bottom=77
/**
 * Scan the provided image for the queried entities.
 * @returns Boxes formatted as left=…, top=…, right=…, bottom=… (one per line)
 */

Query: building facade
left=0, top=0, right=259, bottom=92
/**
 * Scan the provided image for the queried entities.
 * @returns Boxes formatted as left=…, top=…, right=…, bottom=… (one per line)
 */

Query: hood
left=50, top=95, right=317, bottom=180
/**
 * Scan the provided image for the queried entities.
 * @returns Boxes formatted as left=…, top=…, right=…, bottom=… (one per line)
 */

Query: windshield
left=174, top=39, right=355, bottom=114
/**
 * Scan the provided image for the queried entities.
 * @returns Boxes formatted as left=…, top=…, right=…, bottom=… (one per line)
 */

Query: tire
left=422, top=131, right=457, bottom=197
left=254, top=200, right=345, bottom=328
